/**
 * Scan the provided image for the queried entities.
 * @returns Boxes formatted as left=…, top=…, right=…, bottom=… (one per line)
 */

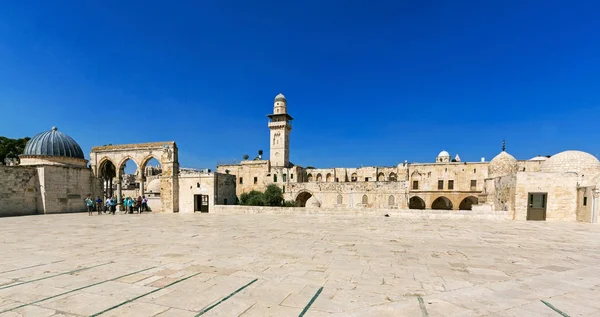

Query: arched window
left=362, top=195, right=368, bottom=204
left=316, top=173, right=322, bottom=182
left=196, top=183, right=200, bottom=188
left=389, top=172, right=397, bottom=182
left=351, top=173, right=358, bottom=182
left=337, top=194, right=343, bottom=205
left=388, top=195, right=395, bottom=206
left=377, top=172, right=385, bottom=181
left=307, top=174, right=313, bottom=182
left=326, top=173, right=332, bottom=182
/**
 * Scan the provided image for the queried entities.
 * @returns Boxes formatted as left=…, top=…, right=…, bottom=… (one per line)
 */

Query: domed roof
left=23, top=127, right=84, bottom=159
left=541, top=150, right=600, bottom=175
left=274, top=93, right=286, bottom=102
left=438, top=150, right=450, bottom=157
left=489, top=151, right=518, bottom=177
left=146, top=179, right=161, bottom=193
left=529, top=155, right=548, bottom=161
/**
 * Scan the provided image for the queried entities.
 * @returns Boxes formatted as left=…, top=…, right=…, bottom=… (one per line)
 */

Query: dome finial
left=52, top=126, right=57, bottom=131
left=502, top=139, right=506, bottom=152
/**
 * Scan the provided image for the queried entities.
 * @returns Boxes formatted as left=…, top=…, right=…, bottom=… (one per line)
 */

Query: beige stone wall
left=0, top=166, right=41, bottom=216
left=514, top=172, right=578, bottom=221
left=177, top=172, right=235, bottom=213
left=518, top=160, right=544, bottom=172
left=285, top=181, right=408, bottom=209
left=217, top=160, right=271, bottom=198
left=576, top=187, right=593, bottom=222
left=37, top=166, right=96, bottom=214
left=489, top=175, right=517, bottom=216
left=19, top=155, right=88, bottom=168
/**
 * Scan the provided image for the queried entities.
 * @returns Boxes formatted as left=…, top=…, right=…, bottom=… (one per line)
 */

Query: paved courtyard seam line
left=89, top=272, right=203, bottom=317
left=0, top=266, right=157, bottom=314
left=417, top=296, right=429, bottom=317
left=298, top=286, right=323, bottom=317
left=0, top=260, right=65, bottom=275
left=0, top=261, right=113, bottom=290
left=194, top=278, right=258, bottom=316
left=541, top=300, right=571, bottom=317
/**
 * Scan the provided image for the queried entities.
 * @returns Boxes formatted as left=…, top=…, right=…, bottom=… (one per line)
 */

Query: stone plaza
left=0, top=213, right=599, bottom=316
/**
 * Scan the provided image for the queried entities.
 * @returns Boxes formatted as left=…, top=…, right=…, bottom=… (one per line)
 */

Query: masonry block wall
left=0, top=166, right=41, bottom=216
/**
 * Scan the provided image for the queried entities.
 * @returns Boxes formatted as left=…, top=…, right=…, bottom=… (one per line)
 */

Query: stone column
left=116, top=178, right=123, bottom=211
left=139, top=178, right=145, bottom=198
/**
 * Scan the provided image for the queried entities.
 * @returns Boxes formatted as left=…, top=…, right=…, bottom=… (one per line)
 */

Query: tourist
left=127, top=196, right=133, bottom=214
left=85, top=196, right=94, bottom=216
left=142, top=196, right=148, bottom=212
left=95, top=196, right=102, bottom=215
left=137, top=196, right=143, bottom=213
left=110, top=197, right=117, bottom=214
left=105, top=197, right=111, bottom=213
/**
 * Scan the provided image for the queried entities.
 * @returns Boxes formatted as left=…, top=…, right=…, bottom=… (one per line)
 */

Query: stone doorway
left=194, top=195, right=209, bottom=213
left=527, top=192, right=547, bottom=220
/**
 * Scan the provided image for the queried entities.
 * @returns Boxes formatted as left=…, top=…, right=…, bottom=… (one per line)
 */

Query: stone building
left=0, top=127, right=97, bottom=216
left=217, top=93, right=600, bottom=223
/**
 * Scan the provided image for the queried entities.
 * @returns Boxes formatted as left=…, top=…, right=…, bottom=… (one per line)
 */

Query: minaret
left=268, top=93, right=293, bottom=167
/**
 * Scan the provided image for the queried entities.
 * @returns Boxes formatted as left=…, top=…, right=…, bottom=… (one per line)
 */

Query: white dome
left=438, top=150, right=450, bottom=157
left=146, top=179, right=161, bottom=193
left=489, top=151, right=518, bottom=178
left=541, top=150, right=600, bottom=175
left=529, top=156, right=548, bottom=161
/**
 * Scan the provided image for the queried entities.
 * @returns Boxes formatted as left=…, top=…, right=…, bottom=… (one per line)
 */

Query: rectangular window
left=283, top=174, right=287, bottom=182
left=584, top=197, right=588, bottom=206
left=412, top=180, right=419, bottom=190
left=365, top=177, right=369, bottom=182
left=470, top=180, right=476, bottom=190
left=291, top=174, right=294, bottom=179
left=239, top=177, right=243, bottom=185
left=224, top=198, right=228, bottom=205
left=448, top=180, right=454, bottom=190
left=438, top=180, right=444, bottom=190
left=274, top=175, right=277, bottom=182
left=335, top=177, right=339, bottom=182
left=253, top=177, right=258, bottom=184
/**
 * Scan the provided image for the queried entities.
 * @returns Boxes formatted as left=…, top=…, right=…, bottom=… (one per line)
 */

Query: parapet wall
left=211, top=205, right=509, bottom=220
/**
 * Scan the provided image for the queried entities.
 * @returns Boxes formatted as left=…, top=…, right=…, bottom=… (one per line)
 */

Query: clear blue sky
left=1, top=1, right=599, bottom=169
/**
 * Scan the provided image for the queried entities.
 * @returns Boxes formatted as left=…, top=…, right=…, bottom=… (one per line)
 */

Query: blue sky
left=1, top=1, right=599, bottom=170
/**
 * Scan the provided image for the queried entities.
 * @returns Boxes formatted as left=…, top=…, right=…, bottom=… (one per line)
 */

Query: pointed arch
left=326, top=173, right=333, bottom=182
left=389, top=172, right=397, bottom=182
left=337, top=194, right=343, bottom=204
left=409, top=196, right=425, bottom=209
left=117, top=155, right=141, bottom=175
left=362, top=195, right=368, bottom=204
left=388, top=195, right=395, bottom=206
left=377, top=172, right=386, bottom=181
left=459, top=196, right=479, bottom=210
left=307, top=173, right=313, bottom=182
left=316, top=173, right=322, bottom=182
left=432, top=196, right=453, bottom=210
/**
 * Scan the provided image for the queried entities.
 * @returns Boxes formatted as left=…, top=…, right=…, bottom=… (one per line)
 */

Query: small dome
left=23, top=127, right=84, bottom=159
left=438, top=150, right=450, bottom=157
left=146, top=179, right=161, bottom=193
left=541, top=150, right=600, bottom=175
left=489, top=151, right=518, bottom=177
left=274, top=93, right=286, bottom=102
left=529, top=156, right=548, bottom=161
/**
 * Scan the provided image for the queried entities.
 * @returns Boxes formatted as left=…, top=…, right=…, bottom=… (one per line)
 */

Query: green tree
left=263, top=184, right=284, bottom=206
left=0, top=136, right=30, bottom=164
left=239, top=190, right=264, bottom=206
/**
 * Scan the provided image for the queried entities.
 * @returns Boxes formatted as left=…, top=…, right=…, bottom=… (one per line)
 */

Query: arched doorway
left=432, top=196, right=453, bottom=210
left=459, top=196, right=478, bottom=210
left=296, top=191, right=313, bottom=207
left=409, top=196, right=425, bottom=209
left=98, top=158, right=117, bottom=198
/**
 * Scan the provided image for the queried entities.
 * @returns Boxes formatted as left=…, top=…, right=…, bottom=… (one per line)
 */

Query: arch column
left=116, top=174, right=123, bottom=211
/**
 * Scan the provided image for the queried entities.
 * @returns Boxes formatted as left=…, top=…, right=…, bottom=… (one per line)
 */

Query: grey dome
left=274, top=93, right=286, bottom=102
left=23, top=127, right=84, bottom=159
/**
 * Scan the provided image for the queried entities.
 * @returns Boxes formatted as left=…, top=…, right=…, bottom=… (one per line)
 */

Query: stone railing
left=210, top=205, right=510, bottom=220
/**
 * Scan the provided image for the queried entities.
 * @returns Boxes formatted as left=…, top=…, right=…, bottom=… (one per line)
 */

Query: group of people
left=84, top=195, right=148, bottom=216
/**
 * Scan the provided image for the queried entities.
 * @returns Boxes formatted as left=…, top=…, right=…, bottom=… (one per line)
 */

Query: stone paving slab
left=0, top=213, right=598, bottom=316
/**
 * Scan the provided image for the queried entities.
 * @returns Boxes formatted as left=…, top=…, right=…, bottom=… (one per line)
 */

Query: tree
left=239, top=190, right=264, bottom=206
left=263, top=184, right=283, bottom=206
left=0, top=136, right=30, bottom=164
